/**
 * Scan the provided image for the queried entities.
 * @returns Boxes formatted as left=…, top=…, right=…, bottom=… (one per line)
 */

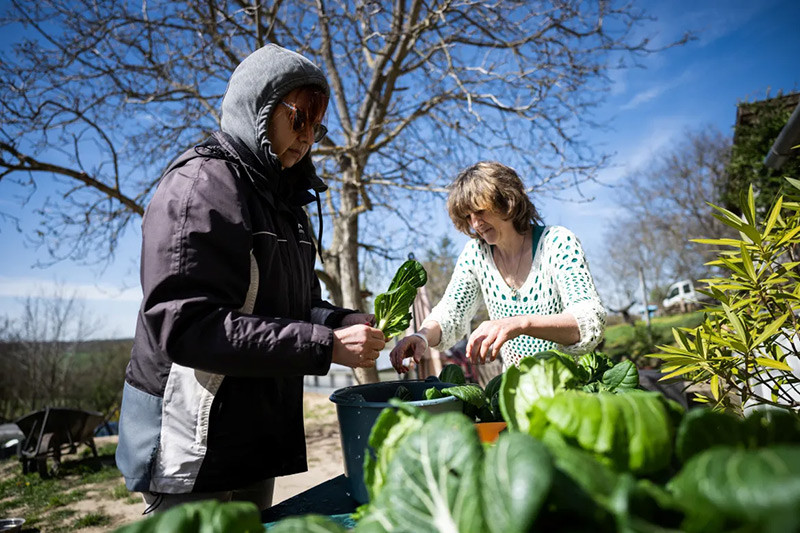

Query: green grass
left=74, top=511, right=112, bottom=528
left=0, top=446, right=122, bottom=531
left=602, top=311, right=705, bottom=363
left=111, top=482, right=130, bottom=499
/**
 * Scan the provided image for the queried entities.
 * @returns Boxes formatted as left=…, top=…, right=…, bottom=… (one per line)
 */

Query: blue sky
left=1, top=0, right=799, bottom=339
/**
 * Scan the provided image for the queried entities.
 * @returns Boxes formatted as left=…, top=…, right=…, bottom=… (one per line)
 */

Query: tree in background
left=0, top=1, right=689, bottom=382
left=724, top=92, right=800, bottom=216
left=600, top=127, right=733, bottom=310
left=0, top=289, right=128, bottom=420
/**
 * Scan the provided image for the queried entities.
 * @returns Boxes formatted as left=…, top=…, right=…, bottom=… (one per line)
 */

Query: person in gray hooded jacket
left=115, top=44, right=385, bottom=513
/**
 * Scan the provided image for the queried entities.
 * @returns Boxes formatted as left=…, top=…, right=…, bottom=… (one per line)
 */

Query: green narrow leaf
left=764, top=196, right=784, bottom=236
left=754, top=357, right=795, bottom=372
left=660, top=364, right=703, bottom=380
left=752, top=313, right=790, bottom=348
left=722, top=304, right=749, bottom=348
left=710, top=375, right=720, bottom=401
left=692, top=238, right=747, bottom=247
left=740, top=243, right=758, bottom=282
left=785, top=176, right=800, bottom=192
left=777, top=224, right=800, bottom=247
left=744, top=186, right=757, bottom=227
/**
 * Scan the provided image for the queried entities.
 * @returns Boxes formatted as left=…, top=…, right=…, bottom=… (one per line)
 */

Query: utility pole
left=638, top=267, right=652, bottom=328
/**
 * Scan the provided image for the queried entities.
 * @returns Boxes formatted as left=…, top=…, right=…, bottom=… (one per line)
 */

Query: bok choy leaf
left=374, top=259, right=427, bottom=338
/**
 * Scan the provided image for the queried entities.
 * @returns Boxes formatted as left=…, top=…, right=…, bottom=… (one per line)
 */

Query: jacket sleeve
left=309, top=276, right=358, bottom=328
left=138, top=157, right=333, bottom=377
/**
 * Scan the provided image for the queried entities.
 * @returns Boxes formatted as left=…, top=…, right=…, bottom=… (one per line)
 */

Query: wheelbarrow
left=14, top=407, right=104, bottom=477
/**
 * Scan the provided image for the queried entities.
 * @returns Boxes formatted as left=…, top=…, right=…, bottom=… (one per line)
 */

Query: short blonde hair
left=447, top=161, right=541, bottom=239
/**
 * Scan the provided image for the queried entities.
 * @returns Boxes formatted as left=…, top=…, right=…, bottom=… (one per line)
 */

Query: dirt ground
left=3, top=392, right=343, bottom=532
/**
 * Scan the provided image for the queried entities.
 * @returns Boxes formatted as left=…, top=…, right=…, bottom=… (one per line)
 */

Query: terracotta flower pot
left=475, top=421, right=507, bottom=443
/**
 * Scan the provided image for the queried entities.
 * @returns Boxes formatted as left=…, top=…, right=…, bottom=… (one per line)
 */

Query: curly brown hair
left=447, top=161, right=542, bottom=239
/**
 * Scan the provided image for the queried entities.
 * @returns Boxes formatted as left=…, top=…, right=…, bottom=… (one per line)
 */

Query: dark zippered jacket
left=116, top=129, right=351, bottom=493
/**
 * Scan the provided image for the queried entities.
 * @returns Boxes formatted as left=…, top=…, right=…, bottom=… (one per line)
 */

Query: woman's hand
left=332, top=324, right=386, bottom=368
left=339, top=312, right=376, bottom=328
left=466, top=317, right=524, bottom=365
left=389, top=334, right=427, bottom=373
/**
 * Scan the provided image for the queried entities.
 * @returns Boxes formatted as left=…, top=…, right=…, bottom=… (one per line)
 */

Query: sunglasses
left=280, top=101, right=328, bottom=143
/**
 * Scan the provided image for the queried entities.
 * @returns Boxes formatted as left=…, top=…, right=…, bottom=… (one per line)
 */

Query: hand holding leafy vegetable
left=374, top=259, right=427, bottom=338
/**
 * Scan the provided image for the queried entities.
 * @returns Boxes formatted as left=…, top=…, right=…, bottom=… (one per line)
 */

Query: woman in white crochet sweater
left=390, top=161, right=606, bottom=373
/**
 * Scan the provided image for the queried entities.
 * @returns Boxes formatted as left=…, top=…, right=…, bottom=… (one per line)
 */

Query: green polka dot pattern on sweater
left=427, top=225, right=606, bottom=369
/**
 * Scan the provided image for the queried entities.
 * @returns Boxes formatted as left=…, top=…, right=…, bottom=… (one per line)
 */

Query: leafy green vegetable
left=668, top=446, right=800, bottom=532
left=393, top=385, right=412, bottom=401
left=529, top=391, right=675, bottom=475
left=364, top=412, right=485, bottom=532
left=481, top=432, right=553, bottom=533
left=113, top=501, right=262, bottom=533
left=577, top=351, right=612, bottom=383
left=439, top=363, right=466, bottom=385
left=374, top=260, right=427, bottom=338
left=484, top=374, right=503, bottom=402
left=362, top=402, right=428, bottom=502
left=424, top=387, right=445, bottom=400
left=601, top=360, right=639, bottom=392
left=267, top=514, right=347, bottom=532
left=440, top=384, right=486, bottom=419
left=500, top=354, right=580, bottom=432
left=675, top=408, right=746, bottom=464
left=745, top=407, right=800, bottom=447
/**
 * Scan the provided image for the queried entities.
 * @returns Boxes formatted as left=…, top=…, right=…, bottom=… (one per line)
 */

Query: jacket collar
left=209, top=131, right=327, bottom=208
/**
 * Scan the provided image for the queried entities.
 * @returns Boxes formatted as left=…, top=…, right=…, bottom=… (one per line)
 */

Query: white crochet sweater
left=427, top=225, right=607, bottom=369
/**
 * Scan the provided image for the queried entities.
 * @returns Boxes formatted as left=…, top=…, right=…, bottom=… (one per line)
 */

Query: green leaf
left=674, top=408, right=746, bottom=464
left=752, top=313, right=790, bottom=348
left=441, top=384, right=487, bottom=420
left=374, top=260, right=427, bottom=338
left=114, top=501, right=263, bottom=533
left=425, top=387, right=445, bottom=400
left=740, top=243, right=758, bottom=282
left=268, top=515, right=347, bottom=532
left=744, top=186, right=757, bottom=226
left=481, top=432, right=553, bottom=533
left=363, top=407, right=426, bottom=502
left=601, top=360, right=639, bottom=392
left=499, top=354, right=580, bottom=433
left=745, top=408, right=800, bottom=447
left=394, top=385, right=412, bottom=401
left=764, top=196, right=784, bottom=236
left=668, top=446, right=800, bottom=529
left=692, top=237, right=747, bottom=247
left=365, top=413, right=485, bottom=533
left=530, top=391, right=675, bottom=475
left=484, top=373, right=503, bottom=400
left=439, top=363, right=466, bottom=385
left=785, top=177, right=800, bottom=192
left=754, top=357, right=795, bottom=372
left=722, top=304, right=748, bottom=348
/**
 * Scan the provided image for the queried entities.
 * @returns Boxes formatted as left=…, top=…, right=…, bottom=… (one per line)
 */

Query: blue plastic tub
left=329, top=378, right=462, bottom=504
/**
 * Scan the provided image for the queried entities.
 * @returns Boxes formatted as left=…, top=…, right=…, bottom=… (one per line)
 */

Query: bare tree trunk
left=340, top=166, right=378, bottom=384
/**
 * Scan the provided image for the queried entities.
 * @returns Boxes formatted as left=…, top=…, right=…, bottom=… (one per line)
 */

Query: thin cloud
left=620, top=86, right=666, bottom=111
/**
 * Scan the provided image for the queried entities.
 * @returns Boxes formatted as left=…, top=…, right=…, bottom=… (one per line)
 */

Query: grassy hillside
left=602, top=311, right=705, bottom=365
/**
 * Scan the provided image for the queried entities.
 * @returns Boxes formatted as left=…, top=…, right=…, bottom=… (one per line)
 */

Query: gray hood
left=220, top=44, right=330, bottom=159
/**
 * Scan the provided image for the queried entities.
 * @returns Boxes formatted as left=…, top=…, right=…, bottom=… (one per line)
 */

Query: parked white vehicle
left=662, top=279, right=709, bottom=311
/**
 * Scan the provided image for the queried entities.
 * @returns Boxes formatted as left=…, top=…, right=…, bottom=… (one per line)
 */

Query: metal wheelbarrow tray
left=14, top=407, right=104, bottom=477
